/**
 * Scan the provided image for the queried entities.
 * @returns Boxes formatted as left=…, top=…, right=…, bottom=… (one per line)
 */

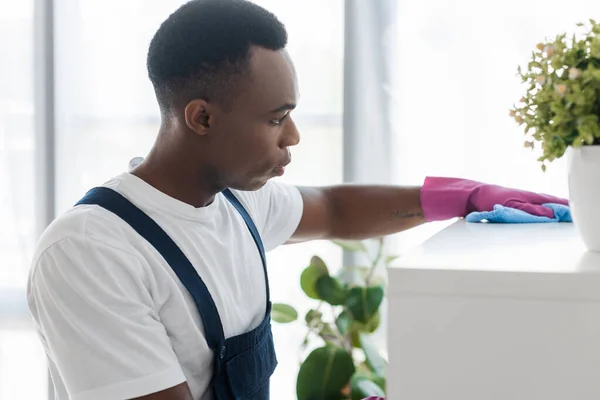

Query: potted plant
left=272, top=238, right=395, bottom=400
left=511, top=19, right=600, bottom=251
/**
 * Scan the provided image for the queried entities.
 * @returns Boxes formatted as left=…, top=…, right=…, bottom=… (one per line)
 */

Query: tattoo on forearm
left=389, top=209, right=424, bottom=220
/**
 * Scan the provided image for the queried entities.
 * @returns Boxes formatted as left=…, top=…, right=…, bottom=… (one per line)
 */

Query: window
left=6, top=0, right=598, bottom=399
left=0, top=0, right=48, bottom=399
left=390, top=1, right=600, bottom=249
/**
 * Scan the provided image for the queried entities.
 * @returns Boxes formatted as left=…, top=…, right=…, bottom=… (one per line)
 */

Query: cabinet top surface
left=390, top=220, right=600, bottom=274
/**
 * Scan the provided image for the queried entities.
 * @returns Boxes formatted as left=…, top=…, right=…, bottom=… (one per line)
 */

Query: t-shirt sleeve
left=235, top=180, right=303, bottom=252
left=27, top=236, right=187, bottom=400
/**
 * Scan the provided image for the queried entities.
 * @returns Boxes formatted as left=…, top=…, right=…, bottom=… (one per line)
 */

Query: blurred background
left=1, top=0, right=597, bottom=398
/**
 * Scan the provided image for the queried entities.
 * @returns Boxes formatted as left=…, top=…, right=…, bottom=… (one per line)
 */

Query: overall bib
left=76, top=187, right=277, bottom=399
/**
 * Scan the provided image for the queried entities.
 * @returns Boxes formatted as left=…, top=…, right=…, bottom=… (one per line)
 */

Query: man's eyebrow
left=269, top=103, right=296, bottom=113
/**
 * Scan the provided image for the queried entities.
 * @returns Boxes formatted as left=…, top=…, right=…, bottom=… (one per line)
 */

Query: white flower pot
left=567, top=145, right=600, bottom=252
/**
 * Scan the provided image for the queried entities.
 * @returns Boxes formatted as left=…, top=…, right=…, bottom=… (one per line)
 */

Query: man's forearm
left=323, top=185, right=425, bottom=241
left=293, top=178, right=566, bottom=243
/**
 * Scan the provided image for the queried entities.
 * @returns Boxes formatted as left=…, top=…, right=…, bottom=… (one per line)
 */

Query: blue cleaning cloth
left=465, top=203, right=572, bottom=223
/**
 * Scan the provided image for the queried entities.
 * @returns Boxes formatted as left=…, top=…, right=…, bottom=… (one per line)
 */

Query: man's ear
left=184, top=99, right=214, bottom=135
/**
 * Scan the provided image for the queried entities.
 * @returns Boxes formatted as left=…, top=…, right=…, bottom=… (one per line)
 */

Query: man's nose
left=282, top=117, right=300, bottom=147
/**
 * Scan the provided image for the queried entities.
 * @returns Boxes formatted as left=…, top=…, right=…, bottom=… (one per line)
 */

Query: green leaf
left=349, top=312, right=381, bottom=348
left=271, top=303, right=298, bottom=323
left=345, top=285, right=384, bottom=324
left=352, top=367, right=386, bottom=393
left=305, top=309, right=323, bottom=327
left=372, top=374, right=386, bottom=392
left=297, top=345, right=355, bottom=400
left=528, top=61, right=542, bottom=70
left=385, top=254, right=400, bottom=264
left=310, top=255, right=328, bottom=271
left=353, top=311, right=381, bottom=334
left=332, top=239, right=368, bottom=253
left=316, top=276, right=348, bottom=305
left=350, top=375, right=385, bottom=400
left=336, top=311, right=352, bottom=336
left=300, top=257, right=329, bottom=299
left=359, top=332, right=387, bottom=377
left=350, top=330, right=362, bottom=348
left=591, top=37, right=600, bottom=58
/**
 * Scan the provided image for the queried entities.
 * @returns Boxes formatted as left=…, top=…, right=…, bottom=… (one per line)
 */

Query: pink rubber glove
left=420, top=177, right=569, bottom=222
left=362, top=397, right=385, bottom=400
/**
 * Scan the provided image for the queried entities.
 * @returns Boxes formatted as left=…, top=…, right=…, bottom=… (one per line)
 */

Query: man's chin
left=228, top=176, right=271, bottom=192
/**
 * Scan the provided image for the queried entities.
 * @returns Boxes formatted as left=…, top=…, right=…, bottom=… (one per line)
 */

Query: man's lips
left=278, top=158, right=291, bottom=168
left=273, top=157, right=290, bottom=176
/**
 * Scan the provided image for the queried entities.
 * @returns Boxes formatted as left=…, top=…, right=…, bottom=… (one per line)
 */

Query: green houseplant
left=510, top=19, right=600, bottom=251
left=272, top=238, right=396, bottom=400
left=511, top=19, right=600, bottom=169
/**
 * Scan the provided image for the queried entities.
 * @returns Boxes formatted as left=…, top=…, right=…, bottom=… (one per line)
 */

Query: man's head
left=146, top=0, right=300, bottom=192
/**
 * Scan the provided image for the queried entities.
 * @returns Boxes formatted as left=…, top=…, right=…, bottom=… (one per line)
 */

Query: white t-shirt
left=26, top=172, right=304, bottom=400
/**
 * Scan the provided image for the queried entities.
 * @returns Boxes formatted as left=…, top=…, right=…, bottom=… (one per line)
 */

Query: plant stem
left=331, top=305, right=351, bottom=352
left=365, top=237, right=384, bottom=286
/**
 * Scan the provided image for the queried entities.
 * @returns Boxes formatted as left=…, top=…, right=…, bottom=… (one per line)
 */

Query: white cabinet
left=387, top=221, right=600, bottom=400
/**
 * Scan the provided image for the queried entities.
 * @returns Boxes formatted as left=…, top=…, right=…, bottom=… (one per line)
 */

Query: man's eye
left=270, top=112, right=289, bottom=126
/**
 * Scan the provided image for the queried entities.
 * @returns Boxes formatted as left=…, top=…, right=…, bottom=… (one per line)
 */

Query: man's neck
left=131, top=146, right=221, bottom=209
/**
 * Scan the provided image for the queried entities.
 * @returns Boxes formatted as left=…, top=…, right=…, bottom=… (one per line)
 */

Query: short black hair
left=147, top=0, right=288, bottom=112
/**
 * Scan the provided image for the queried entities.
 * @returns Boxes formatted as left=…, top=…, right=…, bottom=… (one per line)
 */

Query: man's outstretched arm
left=290, top=185, right=425, bottom=242
left=290, top=177, right=569, bottom=242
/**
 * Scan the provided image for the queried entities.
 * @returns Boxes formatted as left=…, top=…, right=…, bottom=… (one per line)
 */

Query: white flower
left=555, top=84, right=568, bottom=96
left=569, top=67, right=582, bottom=79
left=536, top=75, right=547, bottom=86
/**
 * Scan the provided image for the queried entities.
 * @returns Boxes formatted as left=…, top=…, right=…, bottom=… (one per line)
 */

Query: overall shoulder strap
left=221, top=189, right=270, bottom=303
left=76, top=187, right=225, bottom=348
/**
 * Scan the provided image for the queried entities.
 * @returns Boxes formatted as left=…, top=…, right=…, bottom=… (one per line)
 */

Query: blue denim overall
left=76, top=187, right=277, bottom=399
